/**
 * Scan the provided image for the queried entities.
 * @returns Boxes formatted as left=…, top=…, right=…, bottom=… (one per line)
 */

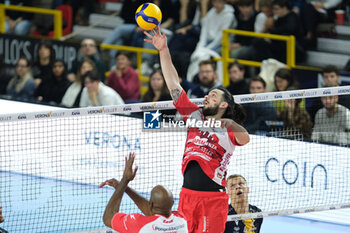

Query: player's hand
left=285, top=99, right=295, bottom=112
left=115, top=68, right=123, bottom=78
left=313, top=2, right=324, bottom=10
left=67, top=73, right=76, bottom=82
left=122, top=152, right=138, bottom=182
left=230, top=43, right=241, bottom=51
left=88, top=89, right=97, bottom=99
left=265, top=17, right=274, bottom=30
left=99, top=178, right=119, bottom=189
left=0, top=205, right=4, bottom=223
left=144, top=27, right=167, bottom=51
left=175, top=27, right=188, bottom=35
left=219, top=118, right=234, bottom=128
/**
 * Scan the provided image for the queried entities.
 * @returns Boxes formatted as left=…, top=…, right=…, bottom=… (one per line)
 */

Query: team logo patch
left=143, top=110, right=162, bottom=129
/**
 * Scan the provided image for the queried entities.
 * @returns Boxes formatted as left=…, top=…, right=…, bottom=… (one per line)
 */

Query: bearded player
left=145, top=27, right=250, bottom=233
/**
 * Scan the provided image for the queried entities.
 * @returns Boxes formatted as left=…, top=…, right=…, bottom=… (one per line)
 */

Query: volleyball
left=135, top=3, right=162, bottom=31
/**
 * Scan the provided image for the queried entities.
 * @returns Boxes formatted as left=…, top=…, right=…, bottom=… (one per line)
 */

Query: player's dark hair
left=17, top=55, right=32, bottom=67
left=272, top=0, right=291, bottom=9
left=237, top=0, right=254, bottom=7
left=142, top=69, right=169, bottom=102
left=322, top=65, right=339, bottom=75
left=199, top=59, right=216, bottom=71
left=37, top=39, right=56, bottom=64
left=216, top=87, right=246, bottom=125
left=52, top=59, right=67, bottom=79
left=115, top=50, right=132, bottom=60
left=82, top=70, right=101, bottom=82
left=250, top=76, right=266, bottom=88
left=228, top=61, right=245, bottom=71
left=259, top=0, right=273, bottom=8
left=274, top=68, right=298, bottom=90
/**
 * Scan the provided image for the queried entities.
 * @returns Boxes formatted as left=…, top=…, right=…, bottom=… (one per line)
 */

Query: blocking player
left=145, top=27, right=250, bottom=233
left=225, top=174, right=263, bottom=233
left=0, top=205, right=8, bottom=233
left=100, top=152, right=188, bottom=233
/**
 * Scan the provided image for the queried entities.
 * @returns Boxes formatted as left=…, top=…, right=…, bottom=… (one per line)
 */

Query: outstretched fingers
left=144, top=31, right=153, bottom=44
left=131, top=165, right=138, bottom=180
left=144, top=31, right=153, bottom=39
left=99, top=178, right=118, bottom=188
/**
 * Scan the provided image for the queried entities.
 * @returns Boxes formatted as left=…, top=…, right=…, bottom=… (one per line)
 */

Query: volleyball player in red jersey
left=145, top=27, right=250, bottom=233
left=100, top=153, right=188, bottom=233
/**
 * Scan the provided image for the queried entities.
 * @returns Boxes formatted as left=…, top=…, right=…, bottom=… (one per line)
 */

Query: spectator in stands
left=168, top=0, right=206, bottom=77
left=142, top=69, right=174, bottom=121
left=32, top=40, right=56, bottom=86
left=253, top=0, right=305, bottom=63
left=107, top=51, right=140, bottom=103
left=79, top=70, right=124, bottom=107
left=0, top=57, right=13, bottom=95
left=299, top=0, right=342, bottom=45
left=0, top=205, right=8, bottom=233
left=6, top=56, right=36, bottom=101
left=104, top=0, right=178, bottom=69
left=227, top=61, right=250, bottom=95
left=194, top=0, right=236, bottom=54
left=100, top=153, right=188, bottom=233
left=273, top=68, right=305, bottom=116
left=168, top=0, right=200, bottom=54
left=230, top=0, right=259, bottom=60
left=69, top=38, right=105, bottom=83
left=274, top=68, right=298, bottom=91
left=308, top=65, right=350, bottom=121
left=186, top=0, right=236, bottom=82
left=278, top=98, right=312, bottom=139
left=243, top=77, right=277, bottom=134
left=102, top=0, right=148, bottom=67
left=225, top=174, right=263, bottom=233
left=61, top=58, right=96, bottom=107
left=142, top=69, right=171, bottom=102
left=312, top=93, right=350, bottom=145
left=35, top=59, right=71, bottom=105
left=1, top=0, right=33, bottom=35
left=135, top=0, right=180, bottom=68
left=255, top=0, right=274, bottom=33
left=69, top=0, right=95, bottom=25
left=185, top=60, right=223, bottom=98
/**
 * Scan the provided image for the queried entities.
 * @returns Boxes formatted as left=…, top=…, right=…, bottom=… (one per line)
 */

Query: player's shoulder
left=249, top=204, right=262, bottom=213
left=171, top=210, right=187, bottom=219
left=114, top=212, right=145, bottom=221
left=0, top=227, right=8, bottom=233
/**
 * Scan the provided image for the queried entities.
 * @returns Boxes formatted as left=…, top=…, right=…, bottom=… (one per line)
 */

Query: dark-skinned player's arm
left=99, top=178, right=152, bottom=217
left=100, top=153, right=138, bottom=228
left=144, top=27, right=183, bottom=104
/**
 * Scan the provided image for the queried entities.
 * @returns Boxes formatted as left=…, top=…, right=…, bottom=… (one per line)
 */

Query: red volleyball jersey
left=111, top=211, right=188, bottom=233
left=174, top=90, right=240, bottom=187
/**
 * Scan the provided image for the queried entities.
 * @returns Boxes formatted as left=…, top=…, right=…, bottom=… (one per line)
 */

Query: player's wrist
left=119, top=177, right=131, bottom=186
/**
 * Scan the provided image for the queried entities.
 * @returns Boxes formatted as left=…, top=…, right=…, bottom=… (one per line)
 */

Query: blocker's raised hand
left=144, top=27, right=167, bottom=52
left=122, top=152, right=138, bottom=182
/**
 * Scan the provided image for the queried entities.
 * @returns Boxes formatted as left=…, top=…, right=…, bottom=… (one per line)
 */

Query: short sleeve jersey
left=174, top=90, right=241, bottom=187
left=111, top=211, right=188, bottom=233
left=224, top=204, right=263, bottom=233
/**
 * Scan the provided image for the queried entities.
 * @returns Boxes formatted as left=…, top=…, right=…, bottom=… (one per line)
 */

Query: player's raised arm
left=101, top=153, right=138, bottom=228
left=144, top=27, right=183, bottom=103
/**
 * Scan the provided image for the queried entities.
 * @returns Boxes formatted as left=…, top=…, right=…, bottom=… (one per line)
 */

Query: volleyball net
left=0, top=86, right=350, bottom=233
